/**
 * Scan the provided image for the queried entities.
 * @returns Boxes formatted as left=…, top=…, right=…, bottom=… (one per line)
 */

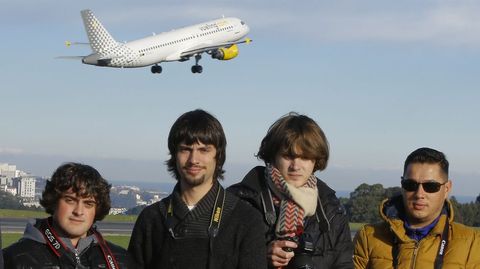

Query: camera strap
left=392, top=217, right=449, bottom=269
left=36, top=217, right=120, bottom=269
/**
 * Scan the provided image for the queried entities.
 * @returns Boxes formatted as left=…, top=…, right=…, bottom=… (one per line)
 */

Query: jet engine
left=211, top=44, right=239, bottom=60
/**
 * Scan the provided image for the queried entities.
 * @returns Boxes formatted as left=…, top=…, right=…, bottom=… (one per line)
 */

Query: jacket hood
left=22, top=219, right=46, bottom=244
left=22, top=218, right=98, bottom=253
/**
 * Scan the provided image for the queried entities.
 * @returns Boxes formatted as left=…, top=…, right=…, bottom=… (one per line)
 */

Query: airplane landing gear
left=151, top=65, right=162, bottom=74
left=191, top=54, right=203, bottom=73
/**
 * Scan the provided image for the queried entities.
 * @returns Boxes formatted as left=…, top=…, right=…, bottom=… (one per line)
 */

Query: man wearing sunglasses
left=353, top=147, right=480, bottom=269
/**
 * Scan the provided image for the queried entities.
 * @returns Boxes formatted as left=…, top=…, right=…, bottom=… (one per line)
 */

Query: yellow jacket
left=353, top=196, right=480, bottom=269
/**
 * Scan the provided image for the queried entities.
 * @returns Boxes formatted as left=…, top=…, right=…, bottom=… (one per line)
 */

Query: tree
left=0, top=190, right=28, bottom=210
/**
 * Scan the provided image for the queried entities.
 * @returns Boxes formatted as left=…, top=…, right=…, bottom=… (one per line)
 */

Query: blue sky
left=1, top=0, right=479, bottom=197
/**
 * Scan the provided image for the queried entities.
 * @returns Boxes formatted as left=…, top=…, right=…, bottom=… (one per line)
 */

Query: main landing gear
left=151, top=65, right=162, bottom=74
left=191, top=54, right=203, bottom=74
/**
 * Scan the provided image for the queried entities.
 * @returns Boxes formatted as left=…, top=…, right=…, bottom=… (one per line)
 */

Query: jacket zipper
left=74, top=249, right=81, bottom=265
left=410, top=241, right=420, bottom=269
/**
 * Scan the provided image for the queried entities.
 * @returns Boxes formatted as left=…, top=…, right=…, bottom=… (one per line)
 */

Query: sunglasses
left=400, top=177, right=447, bottom=193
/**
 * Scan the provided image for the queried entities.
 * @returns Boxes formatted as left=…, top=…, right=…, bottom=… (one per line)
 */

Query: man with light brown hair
left=229, top=112, right=353, bottom=269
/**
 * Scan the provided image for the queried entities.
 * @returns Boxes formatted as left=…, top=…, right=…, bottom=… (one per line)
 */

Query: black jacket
left=3, top=219, right=132, bottom=269
left=228, top=166, right=354, bottom=269
left=128, top=182, right=267, bottom=269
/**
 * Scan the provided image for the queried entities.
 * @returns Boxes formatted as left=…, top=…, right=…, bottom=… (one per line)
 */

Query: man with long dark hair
left=128, top=109, right=266, bottom=269
left=3, top=162, right=132, bottom=268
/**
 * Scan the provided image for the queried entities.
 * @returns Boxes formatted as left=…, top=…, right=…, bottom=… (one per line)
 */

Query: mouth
left=69, top=218, right=85, bottom=223
left=184, top=166, right=203, bottom=175
left=412, top=203, right=427, bottom=210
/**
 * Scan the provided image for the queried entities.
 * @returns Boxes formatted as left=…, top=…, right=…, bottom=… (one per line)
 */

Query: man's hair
left=257, top=112, right=329, bottom=172
left=403, top=147, right=449, bottom=177
left=166, top=109, right=227, bottom=180
left=40, top=162, right=111, bottom=221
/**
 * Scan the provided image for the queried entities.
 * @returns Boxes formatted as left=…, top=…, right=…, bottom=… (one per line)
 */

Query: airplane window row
left=138, top=25, right=234, bottom=54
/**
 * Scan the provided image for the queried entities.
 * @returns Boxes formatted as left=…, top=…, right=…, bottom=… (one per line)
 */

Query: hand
left=267, top=238, right=298, bottom=268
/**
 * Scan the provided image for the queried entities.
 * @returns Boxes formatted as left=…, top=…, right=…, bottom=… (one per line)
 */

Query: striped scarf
left=266, top=164, right=318, bottom=237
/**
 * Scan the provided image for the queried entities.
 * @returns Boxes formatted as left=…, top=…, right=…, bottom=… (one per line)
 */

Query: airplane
left=69, top=9, right=252, bottom=74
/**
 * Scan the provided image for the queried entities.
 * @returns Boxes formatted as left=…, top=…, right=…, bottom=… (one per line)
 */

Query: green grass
left=349, top=223, right=366, bottom=232
left=2, top=233, right=131, bottom=249
left=0, top=209, right=137, bottom=222
left=0, top=209, right=48, bottom=218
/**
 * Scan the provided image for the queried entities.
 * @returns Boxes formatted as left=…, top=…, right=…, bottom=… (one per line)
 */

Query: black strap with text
left=36, top=217, right=120, bottom=269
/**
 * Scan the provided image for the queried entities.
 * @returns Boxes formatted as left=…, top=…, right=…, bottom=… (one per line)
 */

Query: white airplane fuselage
left=82, top=17, right=250, bottom=68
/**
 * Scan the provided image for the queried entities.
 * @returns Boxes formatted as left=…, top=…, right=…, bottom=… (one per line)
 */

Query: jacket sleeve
left=128, top=204, right=165, bottom=269
left=238, top=204, right=268, bottom=269
left=128, top=209, right=149, bottom=269
left=353, top=226, right=369, bottom=269
left=330, top=207, right=354, bottom=269
left=466, top=229, right=480, bottom=269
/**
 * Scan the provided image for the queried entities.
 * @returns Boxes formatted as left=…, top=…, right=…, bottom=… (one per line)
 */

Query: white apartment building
left=13, top=176, right=36, bottom=198
left=0, top=163, right=17, bottom=179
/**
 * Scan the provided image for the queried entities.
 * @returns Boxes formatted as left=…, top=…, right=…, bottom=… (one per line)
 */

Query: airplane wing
left=179, top=38, right=252, bottom=58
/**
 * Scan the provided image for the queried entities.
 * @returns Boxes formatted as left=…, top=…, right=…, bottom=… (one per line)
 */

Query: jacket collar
left=171, top=180, right=220, bottom=221
left=380, top=195, right=454, bottom=242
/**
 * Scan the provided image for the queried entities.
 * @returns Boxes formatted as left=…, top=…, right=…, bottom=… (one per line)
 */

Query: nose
left=289, top=158, right=300, bottom=170
left=187, top=150, right=199, bottom=164
left=414, top=184, right=427, bottom=197
left=73, top=202, right=84, bottom=216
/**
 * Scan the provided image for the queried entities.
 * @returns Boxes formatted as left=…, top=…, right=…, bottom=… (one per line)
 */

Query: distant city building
left=109, top=207, right=128, bottom=215
left=0, top=163, right=17, bottom=179
left=0, top=175, right=9, bottom=185
left=1, top=184, right=17, bottom=196
left=13, top=176, right=36, bottom=198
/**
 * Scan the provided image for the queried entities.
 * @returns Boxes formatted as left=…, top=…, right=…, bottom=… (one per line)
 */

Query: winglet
left=65, top=41, right=72, bottom=47
left=245, top=38, right=252, bottom=44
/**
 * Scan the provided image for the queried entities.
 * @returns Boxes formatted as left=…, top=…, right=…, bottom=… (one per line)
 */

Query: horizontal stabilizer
left=65, top=41, right=90, bottom=47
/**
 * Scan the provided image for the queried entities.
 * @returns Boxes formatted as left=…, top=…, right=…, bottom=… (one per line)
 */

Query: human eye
left=179, top=145, right=191, bottom=153
left=200, top=146, right=212, bottom=153
left=63, top=197, right=75, bottom=204
left=84, top=200, right=96, bottom=208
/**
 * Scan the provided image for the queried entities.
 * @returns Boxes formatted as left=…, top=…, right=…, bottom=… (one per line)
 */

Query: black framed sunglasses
left=400, top=177, right=447, bottom=193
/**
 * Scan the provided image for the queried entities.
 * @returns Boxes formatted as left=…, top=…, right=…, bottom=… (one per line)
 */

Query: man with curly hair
left=2, top=162, right=133, bottom=269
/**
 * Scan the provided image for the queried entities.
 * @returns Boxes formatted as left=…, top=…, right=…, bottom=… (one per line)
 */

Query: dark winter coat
left=128, top=181, right=267, bottom=269
left=228, top=166, right=354, bottom=269
left=2, top=219, right=132, bottom=269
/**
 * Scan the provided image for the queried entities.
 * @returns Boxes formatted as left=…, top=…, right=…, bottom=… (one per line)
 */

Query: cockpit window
left=241, top=21, right=245, bottom=25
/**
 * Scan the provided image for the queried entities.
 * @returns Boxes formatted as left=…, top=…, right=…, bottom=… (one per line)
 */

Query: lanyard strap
left=37, top=217, right=120, bottom=269
left=434, top=220, right=449, bottom=269
left=392, top=219, right=449, bottom=269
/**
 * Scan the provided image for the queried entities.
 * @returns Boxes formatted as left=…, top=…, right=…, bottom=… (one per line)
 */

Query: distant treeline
left=341, top=183, right=480, bottom=227
left=2, top=184, right=479, bottom=227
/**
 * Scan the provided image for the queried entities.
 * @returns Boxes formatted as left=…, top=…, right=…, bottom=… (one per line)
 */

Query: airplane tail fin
left=81, top=9, right=118, bottom=53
